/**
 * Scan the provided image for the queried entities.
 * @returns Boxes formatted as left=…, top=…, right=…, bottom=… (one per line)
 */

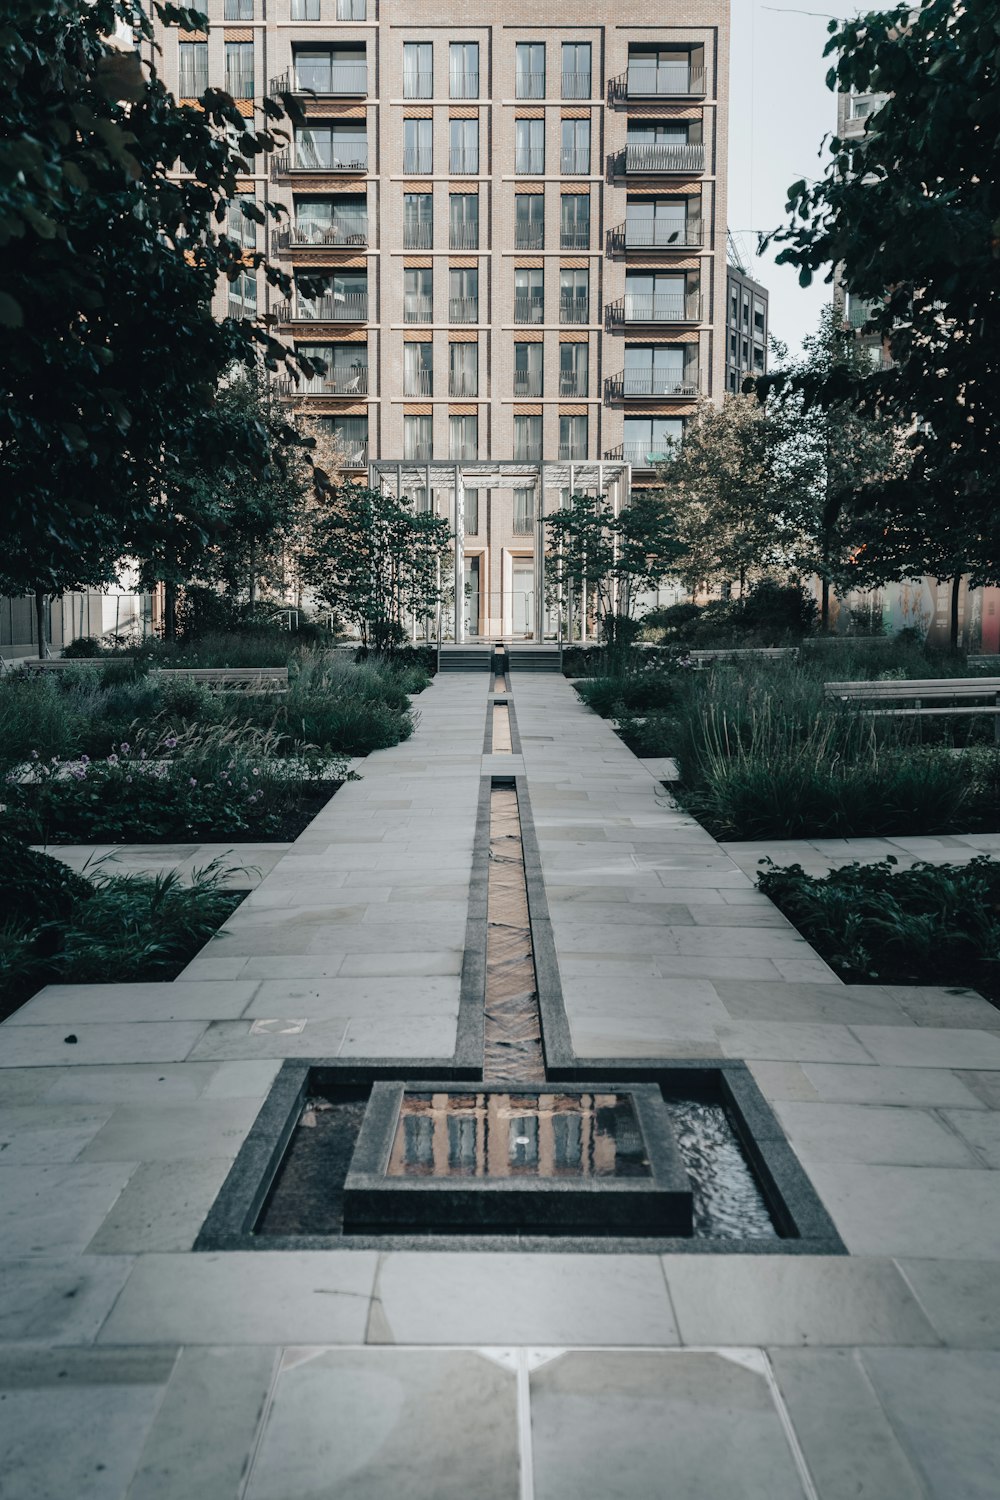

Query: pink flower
left=164, top=735, right=178, bottom=750
left=107, top=753, right=118, bottom=765
left=189, top=777, right=197, bottom=787
left=30, top=750, right=39, bottom=760
left=79, top=754, right=89, bottom=765
left=119, top=742, right=130, bottom=754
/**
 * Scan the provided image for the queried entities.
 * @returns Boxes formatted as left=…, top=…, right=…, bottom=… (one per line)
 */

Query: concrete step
left=437, top=646, right=496, bottom=672
left=507, top=645, right=563, bottom=673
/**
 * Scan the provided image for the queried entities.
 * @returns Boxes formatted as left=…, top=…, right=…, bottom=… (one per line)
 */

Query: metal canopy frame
left=369, top=459, right=631, bottom=643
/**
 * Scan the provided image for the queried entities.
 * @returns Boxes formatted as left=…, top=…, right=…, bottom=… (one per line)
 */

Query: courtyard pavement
left=1, top=672, right=999, bottom=1498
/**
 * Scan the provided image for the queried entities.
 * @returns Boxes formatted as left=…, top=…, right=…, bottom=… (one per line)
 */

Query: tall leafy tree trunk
left=34, top=587, right=46, bottom=659
left=950, top=573, right=962, bottom=651
left=820, top=572, right=831, bottom=633
left=163, top=579, right=177, bottom=641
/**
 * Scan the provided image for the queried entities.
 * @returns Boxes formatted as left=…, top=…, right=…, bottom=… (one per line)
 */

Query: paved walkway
left=2, top=673, right=1000, bottom=1499
left=722, top=831, right=1000, bottom=881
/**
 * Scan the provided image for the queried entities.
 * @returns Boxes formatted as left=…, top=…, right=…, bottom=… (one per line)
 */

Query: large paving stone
left=850, top=1026, right=1000, bottom=1069
left=79, top=1099, right=263, bottom=1163
left=897, top=1260, right=1000, bottom=1348
left=0, top=1104, right=113, bottom=1164
left=86, top=1158, right=235, bottom=1253
left=530, top=1351, right=806, bottom=1500
left=0, top=1381, right=166, bottom=1500
left=716, top=1021, right=874, bottom=1064
left=0, top=1161, right=135, bottom=1256
left=801, top=1063, right=987, bottom=1108
left=775, top=1101, right=978, bottom=1166
left=941, top=1108, right=1000, bottom=1167
left=245, top=1350, right=519, bottom=1500
left=0, top=1256, right=136, bottom=1343
left=0, top=1022, right=208, bottom=1067
left=7, top=981, right=259, bottom=1025
left=808, top=1163, right=1000, bottom=1258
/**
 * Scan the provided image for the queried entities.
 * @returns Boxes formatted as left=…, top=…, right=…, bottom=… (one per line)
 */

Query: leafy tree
left=299, top=485, right=451, bottom=651
left=762, top=0, right=1000, bottom=642
left=544, top=489, right=684, bottom=646
left=0, top=0, right=306, bottom=650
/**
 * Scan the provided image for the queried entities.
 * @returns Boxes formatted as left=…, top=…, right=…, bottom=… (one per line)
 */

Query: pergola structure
left=369, top=460, right=631, bottom=642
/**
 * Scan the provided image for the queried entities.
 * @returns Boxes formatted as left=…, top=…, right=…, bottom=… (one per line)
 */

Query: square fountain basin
left=342, top=1081, right=694, bottom=1235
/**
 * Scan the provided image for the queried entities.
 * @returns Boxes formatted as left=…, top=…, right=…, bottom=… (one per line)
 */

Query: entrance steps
left=507, top=644, right=563, bottom=673
left=437, top=645, right=496, bottom=672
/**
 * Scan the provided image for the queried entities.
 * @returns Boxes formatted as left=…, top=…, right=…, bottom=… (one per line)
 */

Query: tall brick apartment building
left=152, top=1, right=729, bottom=637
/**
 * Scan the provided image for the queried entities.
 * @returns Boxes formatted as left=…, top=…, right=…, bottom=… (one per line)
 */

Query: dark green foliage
left=757, top=856, right=1000, bottom=1002
left=60, top=637, right=103, bottom=659
left=0, top=838, right=94, bottom=924
left=737, top=580, right=817, bottom=638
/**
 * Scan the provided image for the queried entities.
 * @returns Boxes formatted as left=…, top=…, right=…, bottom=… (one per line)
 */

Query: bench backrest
left=18, top=659, right=288, bottom=683
left=826, top=677, right=1000, bottom=699
left=688, top=647, right=798, bottom=662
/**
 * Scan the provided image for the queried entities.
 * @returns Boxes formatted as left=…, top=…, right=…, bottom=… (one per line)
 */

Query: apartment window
left=403, top=193, right=433, bottom=249
left=449, top=266, right=478, bottom=323
left=227, top=194, right=256, bottom=249
left=404, top=267, right=433, bottom=324
left=293, top=46, right=366, bottom=95
left=627, top=45, right=696, bottom=97
left=742, top=339, right=750, bottom=363
left=227, top=268, right=256, bottom=319
left=290, top=0, right=319, bottom=19
left=450, top=42, right=479, bottom=99
left=225, top=41, right=254, bottom=98
left=754, top=299, right=766, bottom=333
left=560, top=193, right=589, bottom=249
left=404, top=414, right=433, bottom=461
left=515, top=119, right=545, bottom=175
left=753, top=344, right=766, bottom=372
left=450, top=414, right=478, bottom=460
left=515, top=193, right=544, bottom=250
left=449, top=193, right=479, bottom=250
left=178, top=41, right=208, bottom=97
left=560, top=119, right=590, bottom=175
left=449, top=342, right=478, bottom=397
left=224, top=0, right=253, bottom=19
left=295, top=343, right=368, bottom=394
left=465, top=496, right=480, bottom=535
left=513, top=487, right=535, bottom=536
left=513, top=342, right=543, bottom=397
left=624, top=271, right=690, bottom=322
left=515, top=42, right=545, bottom=99
left=514, top=415, right=542, bottom=461
left=730, top=289, right=739, bottom=323
left=337, top=0, right=366, bottom=16
left=449, top=118, right=478, bottom=175
left=559, top=342, right=588, bottom=397
left=403, top=342, right=433, bottom=396
left=559, top=414, right=587, bottom=460
left=561, top=42, right=591, bottom=99
left=296, top=269, right=367, bottom=320
left=743, top=296, right=751, bottom=328
left=514, top=267, right=544, bottom=324
left=559, top=267, right=588, bottom=324
left=625, top=197, right=692, bottom=249
left=295, top=123, right=367, bottom=171
left=293, top=195, right=367, bottom=245
left=403, top=119, right=433, bottom=174
left=403, top=42, right=433, bottom=99
left=624, top=344, right=688, bottom=396
left=328, top=416, right=368, bottom=466
left=623, top=416, right=682, bottom=466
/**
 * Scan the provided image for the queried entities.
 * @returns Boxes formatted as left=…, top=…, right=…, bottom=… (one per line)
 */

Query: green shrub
left=61, top=636, right=104, bottom=658
left=735, top=579, right=817, bottom=639
left=0, top=837, right=94, bottom=923
left=757, top=855, right=1000, bottom=1001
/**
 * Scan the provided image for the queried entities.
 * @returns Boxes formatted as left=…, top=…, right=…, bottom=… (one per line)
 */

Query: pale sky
left=728, top=0, right=844, bottom=357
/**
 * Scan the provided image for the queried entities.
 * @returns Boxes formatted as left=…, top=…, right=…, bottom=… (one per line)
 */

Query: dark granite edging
left=453, top=772, right=492, bottom=1069
left=513, top=772, right=575, bottom=1070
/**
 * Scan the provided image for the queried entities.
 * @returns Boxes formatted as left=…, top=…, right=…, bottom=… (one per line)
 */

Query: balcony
left=276, top=293, right=369, bottom=323
left=515, top=148, right=545, bottom=175
left=558, top=443, right=588, bottom=461
left=403, top=223, right=434, bottom=249
left=403, top=147, right=434, bottom=174
left=515, top=72, right=546, bottom=100
left=560, top=148, right=590, bottom=176
left=605, top=441, right=676, bottom=468
left=514, top=295, right=544, bottom=324
left=178, top=69, right=208, bottom=97
left=559, top=227, right=589, bottom=251
left=404, top=369, right=434, bottom=397
left=559, top=373, right=587, bottom=397
left=559, top=296, right=589, bottom=325
left=624, top=142, right=705, bottom=175
left=404, top=295, right=433, bottom=324
left=449, top=374, right=479, bottom=397
left=607, top=218, right=703, bottom=254
left=225, top=68, right=255, bottom=98
left=340, top=444, right=368, bottom=468
left=275, top=368, right=369, bottom=397
left=604, top=367, right=699, bottom=400
left=513, top=371, right=543, bottom=397
left=403, top=72, right=434, bottom=99
left=270, top=64, right=368, bottom=98
left=515, top=225, right=544, bottom=250
left=449, top=148, right=479, bottom=175
left=610, top=64, right=706, bottom=101
left=449, top=223, right=480, bottom=250
left=271, top=146, right=368, bottom=177
left=561, top=70, right=591, bottom=99
left=450, top=72, right=479, bottom=99
left=272, top=220, right=368, bottom=252
left=448, top=296, right=479, bottom=324
left=608, top=293, right=702, bottom=326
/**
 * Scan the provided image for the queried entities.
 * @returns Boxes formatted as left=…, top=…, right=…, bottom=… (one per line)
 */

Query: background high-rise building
left=724, top=257, right=768, bottom=392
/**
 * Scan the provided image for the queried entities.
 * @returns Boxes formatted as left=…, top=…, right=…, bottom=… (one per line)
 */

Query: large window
left=404, top=342, right=433, bottom=396
left=294, top=124, right=367, bottom=171
left=515, top=42, right=545, bottom=98
left=292, top=196, right=367, bottom=245
left=291, top=0, right=319, bottom=17
left=449, top=414, right=478, bottom=460
left=449, top=267, right=478, bottom=323
left=513, top=487, right=535, bottom=536
left=514, top=267, right=544, bottom=324
left=404, top=267, right=433, bottom=323
left=559, top=414, right=587, bottom=460
left=293, top=46, right=366, bottom=95
left=403, top=42, right=433, bottom=99
left=560, top=119, right=590, bottom=175
left=625, top=197, right=693, bottom=249
left=627, top=46, right=697, bottom=97
left=295, top=270, right=367, bottom=320
left=227, top=269, right=256, bottom=319
left=225, top=41, right=254, bottom=98
left=449, top=119, right=478, bottom=175
left=561, top=42, right=591, bottom=98
left=560, top=193, right=589, bottom=249
left=624, top=272, right=691, bottom=322
left=513, top=415, right=542, bottom=461
left=623, top=416, right=683, bottom=466
left=403, top=193, right=433, bottom=249
left=559, top=267, right=588, bottom=324
left=559, top=342, right=588, bottom=397
left=623, top=345, right=688, bottom=396
left=449, top=194, right=479, bottom=250
left=404, top=414, right=433, bottom=461
left=450, top=42, right=479, bottom=99
left=328, top=416, right=368, bottom=466
left=515, top=119, right=545, bottom=175
left=178, top=42, right=208, bottom=97
left=513, top=342, right=543, bottom=397
left=515, top=193, right=544, bottom=250
left=227, top=194, right=256, bottom=249
left=449, top=342, right=478, bottom=397
left=403, top=119, right=433, bottom=174
left=224, top=0, right=253, bottom=20
left=337, top=0, right=366, bottom=16
left=295, top=343, right=368, bottom=394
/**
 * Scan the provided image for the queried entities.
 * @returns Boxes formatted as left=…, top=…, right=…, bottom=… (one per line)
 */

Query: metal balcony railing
left=608, top=218, right=703, bottom=253
left=404, top=295, right=433, bottom=323
left=403, top=222, right=434, bottom=249
left=513, top=372, right=543, bottom=396
left=225, top=68, right=255, bottom=98
left=275, top=368, right=369, bottom=397
left=515, top=71, right=546, bottom=99
left=849, top=302, right=879, bottom=328
left=515, top=225, right=544, bottom=250
left=512, top=510, right=534, bottom=536
left=449, top=223, right=480, bottom=250
left=514, top=440, right=543, bottom=461
left=449, top=379, right=479, bottom=399
left=560, top=148, right=590, bottom=176
left=403, top=147, right=434, bottom=173
left=403, top=71, right=433, bottom=99
left=178, top=67, right=208, bottom=97
left=561, top=71, right=591, bottom=98
left=273, top=220, right=368, bottom=251
left=277, top=293, right=369, bottom=322
left=558, top=374, right=587, bottom=397
left=603, top=442, right=674, bottom=468
left=515, top=147, right=545, bottom=175
left=560, top=227, right=589, bottom=250
left=605, top=368, right=699, bottom=399
left=270, top=65, right=367, bottom=97
left=514, top=295, right=545, bottom=324
left=559, top=296, right=589, bottom=325
left=404, top=369, right=434, bottom=396
left=449, top=148, right=479, bottom=175
left=450, top=71, right=479, bottom=99
left=616, top=65, right=706, bottom=99
left=558, top=441, right=588, bottom=460
left=448, top=297, right=479, bottom=323
left=271, top=147, right=368, bottom=176
left=611, top=293, right=702, bottom=324
left=340, top=444, right=368, bottom=468
left=624, top=142, right=706, bottom=174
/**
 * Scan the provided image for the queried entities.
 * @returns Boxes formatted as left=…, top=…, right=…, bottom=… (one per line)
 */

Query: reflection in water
left=387, top=1090, right=652, bottom=1179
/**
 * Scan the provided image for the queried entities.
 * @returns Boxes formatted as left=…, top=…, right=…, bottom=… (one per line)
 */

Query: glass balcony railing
left=624, top=142, right=705, bottom=174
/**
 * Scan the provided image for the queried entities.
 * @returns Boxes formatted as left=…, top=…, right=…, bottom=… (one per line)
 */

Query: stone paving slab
left=34, top=841, right=290, bottom=889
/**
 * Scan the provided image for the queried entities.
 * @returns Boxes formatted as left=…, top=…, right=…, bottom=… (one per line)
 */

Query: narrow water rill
left=483, top=784, right=545, bottom=1083
left=491, top=701, right=513, bottom=752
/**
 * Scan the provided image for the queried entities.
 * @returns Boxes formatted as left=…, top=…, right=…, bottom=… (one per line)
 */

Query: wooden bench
left=687, top=647, right=799, bottom=666
left=16, top=660, right=289, bottom=691
left=825, top=676, right=1000, bottom=742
